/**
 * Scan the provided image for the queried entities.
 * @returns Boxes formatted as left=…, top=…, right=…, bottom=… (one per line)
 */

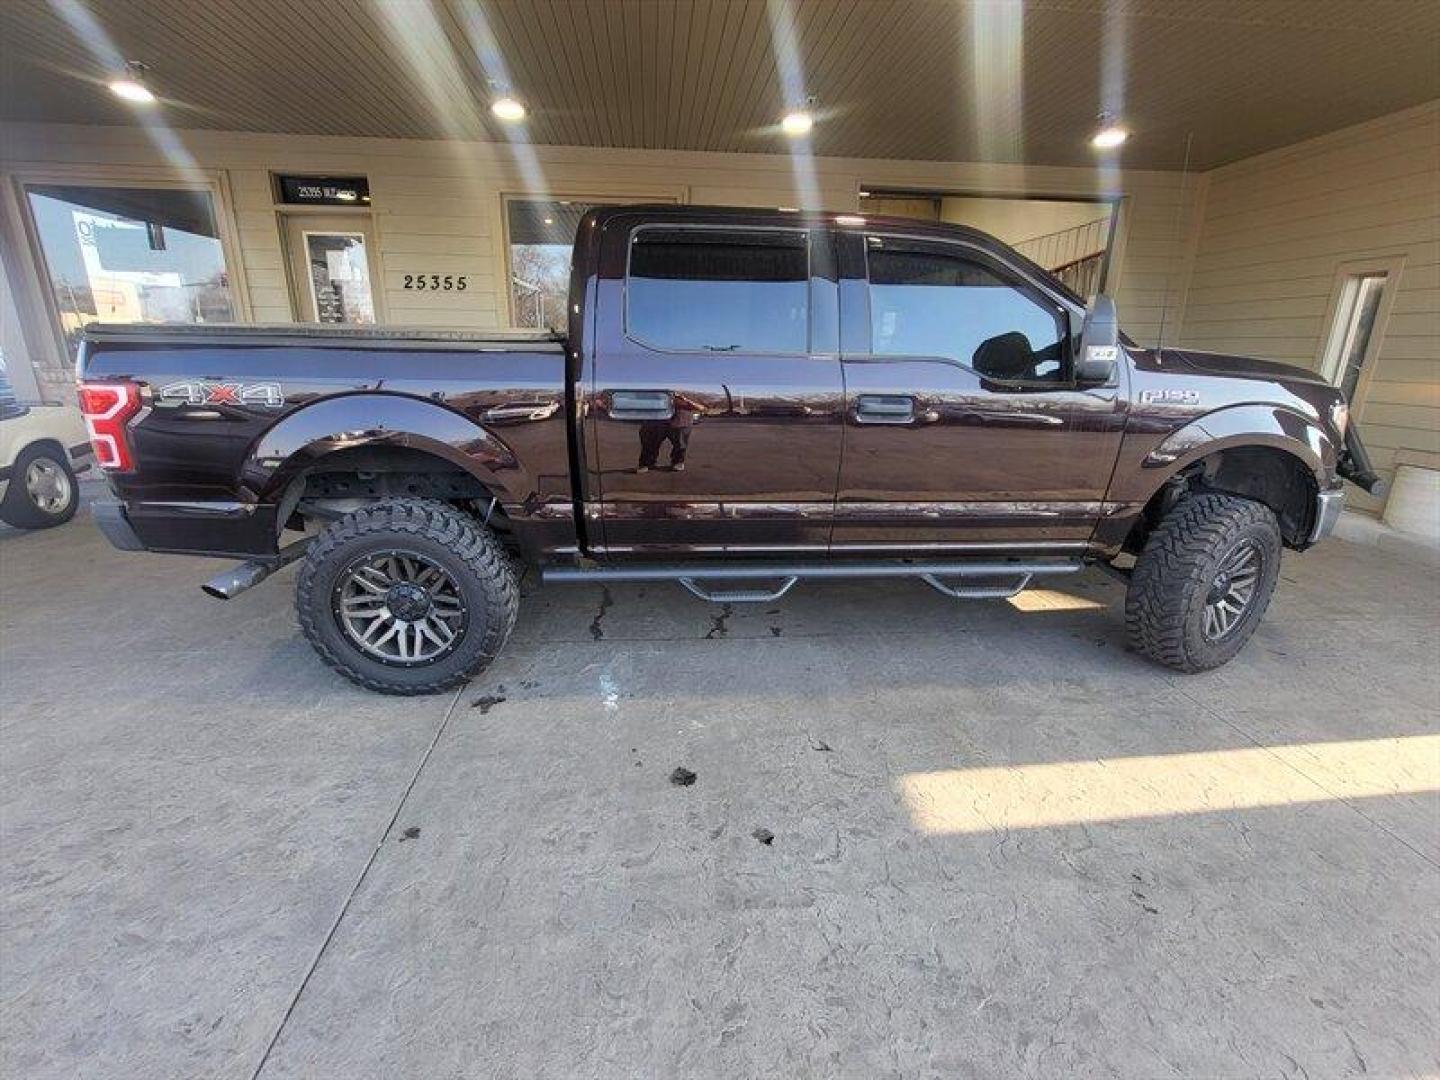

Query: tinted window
left=628, top=228, right=809, bottom=353
left=867, top=239, right=1067, bottom=382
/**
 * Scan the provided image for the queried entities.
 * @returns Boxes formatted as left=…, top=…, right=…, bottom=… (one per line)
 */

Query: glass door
left=282, top=213, right=379, bottom=324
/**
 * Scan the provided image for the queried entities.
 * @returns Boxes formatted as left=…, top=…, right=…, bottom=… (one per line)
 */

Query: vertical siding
left=1178, top=102, right=1440, bottom=512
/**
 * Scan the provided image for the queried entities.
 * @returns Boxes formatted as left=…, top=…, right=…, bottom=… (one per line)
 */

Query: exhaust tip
left=201, top=583, right=231, bottom=600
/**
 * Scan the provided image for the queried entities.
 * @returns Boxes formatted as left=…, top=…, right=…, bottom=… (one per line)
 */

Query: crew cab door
left=833, top=230, right=1126, bottom=553
left=584, top=216, right=843, bottom=556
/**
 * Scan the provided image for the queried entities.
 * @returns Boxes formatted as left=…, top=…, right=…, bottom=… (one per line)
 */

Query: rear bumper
left=92, top=499, right=146, bottom=551
left=91, top=498, right=281, bottom=558
left=1309, top=488, right=1345, bottom=544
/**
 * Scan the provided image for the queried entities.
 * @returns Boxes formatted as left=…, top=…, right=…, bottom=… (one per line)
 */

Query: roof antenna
left=1155, top=131, right=1195, bottom=360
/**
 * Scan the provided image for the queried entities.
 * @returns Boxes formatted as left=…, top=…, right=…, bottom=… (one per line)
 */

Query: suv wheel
left=296, top=499, right=519, bottom=695
left=0, top=444, right=79, bottom=529
left=1125, top=492, right=1282, bottom=672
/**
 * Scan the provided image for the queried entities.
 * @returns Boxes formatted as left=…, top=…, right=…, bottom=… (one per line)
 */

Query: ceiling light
left=1090, top=120, right=1128, bottom=150
left=781, top=110, right=813, bottom=137
left=858, top=190, right=871, bottom=198
left=835, top=215, right=866, bottom=227
left=109, top=61, right=155, bottom=105
left=543, top=216, right=554, bottom=225
left=491, top=97, right=526, bottom=122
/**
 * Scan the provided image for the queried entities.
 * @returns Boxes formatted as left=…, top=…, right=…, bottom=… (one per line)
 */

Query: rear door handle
left=608, top=389, right=674, bottom=420
left=855, top=394, right=915, bottom=424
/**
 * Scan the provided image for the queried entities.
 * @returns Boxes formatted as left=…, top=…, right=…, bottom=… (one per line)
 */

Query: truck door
left=584, top=216, right=843, bottom=556
left=833, top=230, right=1126, bottom=554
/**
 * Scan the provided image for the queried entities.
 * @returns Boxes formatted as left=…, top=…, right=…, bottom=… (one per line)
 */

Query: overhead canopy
left=2, top=0, right=1438, bottom=170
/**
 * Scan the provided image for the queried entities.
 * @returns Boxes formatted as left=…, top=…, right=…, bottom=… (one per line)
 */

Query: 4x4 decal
left=157, top=381, right=286, bottom=409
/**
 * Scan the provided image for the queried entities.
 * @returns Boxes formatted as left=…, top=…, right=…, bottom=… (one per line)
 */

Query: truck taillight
left=78, top=380, right=143, bottom=471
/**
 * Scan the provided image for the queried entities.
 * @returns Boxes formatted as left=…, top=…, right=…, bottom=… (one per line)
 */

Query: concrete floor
left=2, top=493, right=1437, bottom=1079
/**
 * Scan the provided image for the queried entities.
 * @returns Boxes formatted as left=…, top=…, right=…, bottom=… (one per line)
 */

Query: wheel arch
left=238, top=393, right=531, bottom=505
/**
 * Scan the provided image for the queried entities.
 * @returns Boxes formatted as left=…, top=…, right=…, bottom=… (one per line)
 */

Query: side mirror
left=1076, top=295, right=1120, bottom=384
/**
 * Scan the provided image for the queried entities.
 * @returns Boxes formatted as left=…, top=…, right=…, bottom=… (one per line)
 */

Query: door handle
left=608, top=389, right=674, bottom=420
left=854, top=394, right=915, bottom=424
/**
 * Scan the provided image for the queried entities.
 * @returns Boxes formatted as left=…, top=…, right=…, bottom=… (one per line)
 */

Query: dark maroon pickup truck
left=78, top=205, right=1383, bottom=693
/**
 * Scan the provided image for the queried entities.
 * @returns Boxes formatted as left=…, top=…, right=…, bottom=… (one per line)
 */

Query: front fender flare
left=1141, top=403, right=1335, bottom=484
left=238, top=392, right=530, bottom=502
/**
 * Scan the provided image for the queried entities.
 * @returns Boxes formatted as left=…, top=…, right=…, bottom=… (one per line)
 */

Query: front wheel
left=1125, top=492, right=1282, bottom=672
left=296, top=499, right=519, bottom=695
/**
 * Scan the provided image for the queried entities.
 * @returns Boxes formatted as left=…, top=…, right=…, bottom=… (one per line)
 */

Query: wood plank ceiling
left=2, top=0, right=1437, bottom=170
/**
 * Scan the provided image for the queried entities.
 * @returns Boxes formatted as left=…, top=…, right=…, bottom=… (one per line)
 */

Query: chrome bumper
left=1309, top=488, right=1345, bottom=543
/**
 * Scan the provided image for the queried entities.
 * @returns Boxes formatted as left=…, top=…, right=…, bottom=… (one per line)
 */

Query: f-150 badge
left=1140, top=388, right=1201, bottom=406
left=158, top=381, right=285, bottom=408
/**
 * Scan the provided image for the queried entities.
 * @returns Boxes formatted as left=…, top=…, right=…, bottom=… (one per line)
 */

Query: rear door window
left=627, top=227, right=809, bottom=354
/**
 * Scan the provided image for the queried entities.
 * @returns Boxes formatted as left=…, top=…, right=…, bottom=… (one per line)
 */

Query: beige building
left=0, top=1, right=1436, bottom=527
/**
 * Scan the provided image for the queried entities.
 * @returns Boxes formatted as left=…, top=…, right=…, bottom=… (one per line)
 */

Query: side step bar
left=542, top=559, right=1082, bottom=604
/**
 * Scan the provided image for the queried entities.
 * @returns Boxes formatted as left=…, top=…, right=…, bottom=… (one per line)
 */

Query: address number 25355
left=402, top=274, right=469, bottom=291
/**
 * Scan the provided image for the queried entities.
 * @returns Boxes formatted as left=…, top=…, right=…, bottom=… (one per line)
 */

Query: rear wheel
left=0, top=444, right=78, bottom=529
left=296, top=499, right=518, bottom=695
left=1125, top=492, right=1282, bottom=672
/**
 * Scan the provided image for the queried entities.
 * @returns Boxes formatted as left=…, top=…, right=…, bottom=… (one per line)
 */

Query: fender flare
left=1141, top=403, right=1334, bottom=487
left=237, top=392, right=531, bottom=503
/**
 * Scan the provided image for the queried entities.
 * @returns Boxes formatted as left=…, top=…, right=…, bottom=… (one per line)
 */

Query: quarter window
left=627, top=228, right=809, bottom=353
left=866, top=238, right=1067, bottom=382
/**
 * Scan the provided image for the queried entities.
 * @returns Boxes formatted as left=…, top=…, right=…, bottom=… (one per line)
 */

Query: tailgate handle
left=855, top=394, right=914, bottom=423
left=608, top=390, right=674, bottom=420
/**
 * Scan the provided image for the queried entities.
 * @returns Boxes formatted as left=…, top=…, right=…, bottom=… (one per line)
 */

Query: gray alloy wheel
left=0, top=444, right=79, bottom=529
left=332, top=549, right=469, bottom=666
left=1201, top=539, right=1263, bottom=641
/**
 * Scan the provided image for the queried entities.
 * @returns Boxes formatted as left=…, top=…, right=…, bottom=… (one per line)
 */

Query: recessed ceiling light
left=109, top=61, right=155, bottom=105
left=543, top=216, right=554, bottom=225
left=835, top=215, right=866, bottom=227
left=1090, top=122, right=1128, bottom=150
left=491, top=97, right=526, bottom=122
left=858, top=190, right=871, bottom=197
left=781, top=110, right=814, bottom=137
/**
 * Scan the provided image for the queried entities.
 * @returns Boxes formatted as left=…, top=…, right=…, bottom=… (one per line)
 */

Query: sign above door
left=275, top=175, right=370, bottom=207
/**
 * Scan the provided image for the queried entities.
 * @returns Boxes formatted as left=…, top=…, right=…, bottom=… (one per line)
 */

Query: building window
left=626, top=227, right=810, bottom=354
left=24, top=184, right=235, bottom=360
left=507, top=198, right=600, bottom=331
left=1320, top=272, right=1388, bottom=403
left=505, top=195, right=678, bottom=330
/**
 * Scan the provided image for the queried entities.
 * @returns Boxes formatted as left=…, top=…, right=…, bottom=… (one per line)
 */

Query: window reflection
left=26, top=184, right=234, bottom=360
left=627, top=228, right=809, bottom=354
left=867, top=240, right=1066, bottom=382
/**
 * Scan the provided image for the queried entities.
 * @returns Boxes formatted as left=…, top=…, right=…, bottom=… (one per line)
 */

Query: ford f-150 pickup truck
left=77, top=205, right=1384, bottom=693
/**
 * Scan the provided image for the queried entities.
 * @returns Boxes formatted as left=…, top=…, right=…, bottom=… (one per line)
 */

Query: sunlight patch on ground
left=1006, top=588, right=1107, bottom=612
left=899, top=735, right=1440, bottom=835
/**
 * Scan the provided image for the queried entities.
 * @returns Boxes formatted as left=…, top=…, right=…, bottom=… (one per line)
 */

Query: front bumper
left=1309, top=488, right=1345, bottom=544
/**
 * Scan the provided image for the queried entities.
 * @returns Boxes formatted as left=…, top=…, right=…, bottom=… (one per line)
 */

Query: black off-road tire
left=1125, top=492, right=1282, bottom=673
left=0, top=444, right=79, bottom=529
left=296, top=499, right=519, bottom=695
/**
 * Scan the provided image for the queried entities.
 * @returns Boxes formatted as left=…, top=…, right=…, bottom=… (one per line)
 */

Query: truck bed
left=79, top=321, right=575, bottom=560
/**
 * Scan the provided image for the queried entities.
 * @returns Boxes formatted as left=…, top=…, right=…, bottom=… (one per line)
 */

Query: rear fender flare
left=238, top=393, right=530, bottom=503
